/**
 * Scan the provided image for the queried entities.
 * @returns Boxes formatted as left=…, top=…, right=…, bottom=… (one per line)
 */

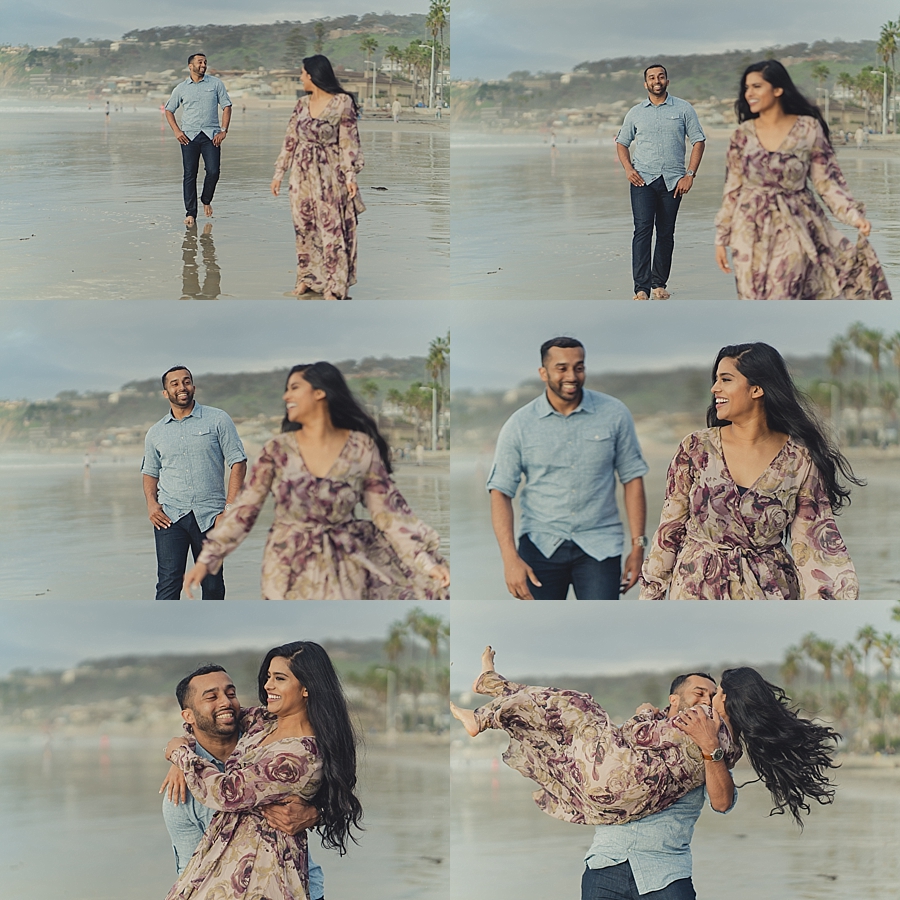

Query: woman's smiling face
left=264, top=656, right=307, bottom=716
left=711, top=357, right=763, bottom=420
left=283, top=371, right=325, bottom=423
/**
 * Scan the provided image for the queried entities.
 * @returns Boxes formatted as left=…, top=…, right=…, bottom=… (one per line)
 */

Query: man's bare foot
left=184, top=215, right=196, bottom=227
left=651, top=287, right=671, bottom=300
left=450, top=702, right=479, bottom=737
left=633, top=291, right=649, bottom=300
left=203, top=204, right=213, bottom=218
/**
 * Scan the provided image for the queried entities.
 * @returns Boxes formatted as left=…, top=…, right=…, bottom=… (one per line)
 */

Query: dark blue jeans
left=154, top=511, right=225, bottom=600
left=630, top=176, right=682, bottom=295
left=582, top=863, right=696, bottom=900
left=180, top=132, right=221, bottom=218
left=518, top=534, right=620, bottom=599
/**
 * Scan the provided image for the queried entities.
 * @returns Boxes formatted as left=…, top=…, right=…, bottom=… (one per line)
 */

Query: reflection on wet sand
left=181, top=223, right=222, bottom=299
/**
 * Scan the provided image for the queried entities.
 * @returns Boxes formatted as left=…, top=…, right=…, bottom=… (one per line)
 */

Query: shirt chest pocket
left=581, top=431, right=615, bottom=472
left=193, top=427, right=220, bottom=447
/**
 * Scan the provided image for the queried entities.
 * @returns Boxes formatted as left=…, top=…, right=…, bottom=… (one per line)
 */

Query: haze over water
left=0, top=101, right=448, bottom=300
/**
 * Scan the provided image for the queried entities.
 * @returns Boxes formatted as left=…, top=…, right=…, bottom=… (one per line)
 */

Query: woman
left=714, top=60, right=890, bottom=299
left=271, top=55, right=364, bottom=300
left=451, top=647, right=838, bottom=827
left=164, top=641, right=362, bottom=900
left=183, top=362, right=450, bottom=599
left=640, top=343, right=861, bottom=599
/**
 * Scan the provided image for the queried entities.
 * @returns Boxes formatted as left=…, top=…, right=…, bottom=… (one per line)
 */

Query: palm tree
left=426, top=0, right=449, bottom=106
left=313, top=20, right=326, bottom=55
left=385, top=44, right=402, bottom=88
left=811, top=62, right=830, bottom=112
left=827, top=335, right=849, bottom=380
left=781, top=645, right=803, bottom=686
left=836, top=71, right=855, bottom=116
left=385, top=619, right=408, bottom=665
left=877, top=22, right=897, bottom=132
left=886, top=332, right=900, bottom=390
left=857, top=624, right=878, bottom=684
left=359, top=35, right=379, bottom=108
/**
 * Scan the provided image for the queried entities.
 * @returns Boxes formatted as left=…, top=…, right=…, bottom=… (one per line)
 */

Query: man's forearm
left=143, top=473, right=160, bottom=507
left=225, top=461, right=247, bottom=504
left=221, top=106, right=232, bottom=132
left=687, top=140, right=705, bottom=175
left=622, top=477, right=647, bottom=542
left=164, top=110, right=181, bottom=134
left=616, top=142, right=634, bottom=172
left=705, top=760, right=735, bottom=812
left=489, top=490, right=519, bottom=559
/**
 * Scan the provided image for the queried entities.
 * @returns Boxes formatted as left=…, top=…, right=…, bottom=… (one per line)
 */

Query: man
left=391, top=97, right=402, bottom=123
left=582, top=672, right=737, bottom=900
left=487, top=337, right=648, bottom=600
left=616, top=65, right=705, bottom=300
left=161, top=665, right=324, bottom=899
left=164, top=54, right=232, bottom=226
left=141, top=366, right=247, bottom=600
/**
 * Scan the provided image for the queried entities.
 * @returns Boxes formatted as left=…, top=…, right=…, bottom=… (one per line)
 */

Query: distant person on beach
left=163, top=642, right=361, bottom=900
left=640, top=342, right=861, bottom=599
left=616, top=65, right=705, bottom=300
left=182, top=363, right=450, bottom=599
left=715, top=60, right=889, bottom=299
left=487, top=337, right=648, bottom=600
left=141, top=366, right=247, bottom=600
left=164, top=54, right=232, bottom=227
left=392, top=98, right=402, bottom=122
left=159, top=664, right=324, bottom=899
left=271, top=55, right=364, bottom=300
left=453, top=648, right=838, bottom=900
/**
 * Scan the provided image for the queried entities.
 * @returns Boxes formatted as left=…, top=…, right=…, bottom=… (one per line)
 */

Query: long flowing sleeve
left=639, top=439, right=693, bottom=599
left=714, top=131, right=744, bottom=246
left=198, top=443, right=278, bottom=574
left=273, top=102, right=302, bottom=181
left=808, top=120, right=866, bottom=228
left=362, top=442, right=446, bottom=582
left=168, top=740, right=320, bottom=812
left=338, top=95, right=364, bottom=184
left=789, top=459, right=859, bottom=599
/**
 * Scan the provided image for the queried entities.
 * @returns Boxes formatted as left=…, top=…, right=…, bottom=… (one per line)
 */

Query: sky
left=454, top=1, right=895, bottom=80
left=451, top=301, right=900, bottom=392
left=450, top=600, right=898, bottom=690
left=0, top=600, right=429, bottom=675
left=0, top=301, right=449, bottom=400
left=1, top=1, right=427, bottom=48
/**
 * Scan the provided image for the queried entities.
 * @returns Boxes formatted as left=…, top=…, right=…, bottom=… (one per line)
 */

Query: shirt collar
left=642, top=95, right=672, bottom=107
left=164, top=402, right=201, bottom=423
left=535, top=390, right=593, bottom=418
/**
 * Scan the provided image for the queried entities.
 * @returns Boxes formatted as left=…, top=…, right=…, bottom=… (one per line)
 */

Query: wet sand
left=0, top=100, right=448, bottom=300
left=451, top=737, right=900, bottom=899
left=451, top=130, right=899, bottom=300
left=0, top=452, right=449, bottom=600
left=451, top=440, right=900, bottom=602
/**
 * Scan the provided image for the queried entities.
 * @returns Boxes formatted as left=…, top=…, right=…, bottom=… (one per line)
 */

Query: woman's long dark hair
left=281, top=362, right=392, bottom=473
left=721, top=667, right=839, bottom=827
left=706, top=343, right=863, bottom=510
left=302, top=54, right=359, bottom=115
left=258, top=641, right=363, bottom=854
left=735, top=60, right=830, bottom=144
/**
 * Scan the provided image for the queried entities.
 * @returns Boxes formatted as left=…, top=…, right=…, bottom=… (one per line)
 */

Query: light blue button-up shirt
left=164, top=75, right=232, bottom=139
left=616, top=95, right=705, bottom=191
left=486, top=389, right=648, bottom=562
left=585, top=783, right=737, bottom=894
left=141, top=403, right=246, bottom=533
left=162, top=737, right=325, bottom=898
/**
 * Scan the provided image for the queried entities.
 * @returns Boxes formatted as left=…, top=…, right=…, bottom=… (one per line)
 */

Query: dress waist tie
left=686, top=532, right=785, bottom=600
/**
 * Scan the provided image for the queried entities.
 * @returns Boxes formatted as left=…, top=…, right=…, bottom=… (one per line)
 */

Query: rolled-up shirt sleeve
left=613, top=411, right=649, bottom=484
left=164, top=84, right=182, bottom=114
left=485, top=418, right=524, bottom=498
left=217, top=416, right=246, bottom=468
left=217, top=79, right=232, bottom=109
left=684, top=104, right=705, bottom=144
left=616, top=110, right=637, bottom=147
left=141, top=429, right=161, bottom=477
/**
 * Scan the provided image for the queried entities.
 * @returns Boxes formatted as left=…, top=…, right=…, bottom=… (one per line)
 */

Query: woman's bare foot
left=472, top=645, right=496, bottom=693
left=184, top=215, right=196, bottom=227
left=323, top=290, right=343, bottom=300
left=450, top=702, right=479, bottom=737
left=293, top=282, right=311, bottom=296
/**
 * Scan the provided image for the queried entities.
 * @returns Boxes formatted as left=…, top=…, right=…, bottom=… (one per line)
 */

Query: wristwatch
left=685, top=169, right=695, bottom=177
left=632, top=535, right=649, bottom=549
left=702, top=747, right=725, bottom=762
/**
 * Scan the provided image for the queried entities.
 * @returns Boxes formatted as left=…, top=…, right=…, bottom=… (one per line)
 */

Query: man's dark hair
left=176, top=664, right=227, bottom=709
left=187, top=53, right=207, bottom=65
left=540, top=337, right=584, bottom=365
left=161, top=365, right=193, bottom=389
left=643, top=64, right=668, bottom=80
left=669, top=672, right=715, bottom=695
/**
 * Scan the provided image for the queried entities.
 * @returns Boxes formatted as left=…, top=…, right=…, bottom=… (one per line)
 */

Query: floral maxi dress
left=165, top=707, right=321, bottom=900
left=639, top=428, right=858, bottom=600
left=714, top=116, right=890, bottom=299
left=197, top=431, right=448, bottom=600
left=273, top=93, right=364, bottom=298
left=472, top=670, right=740, bottom=826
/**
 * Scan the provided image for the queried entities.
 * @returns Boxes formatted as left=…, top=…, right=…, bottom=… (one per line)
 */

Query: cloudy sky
left=0, top=301, right=449, bottom=401
left=2, top=0, right=426, bottom=48
left=454, top=1, right=895, bottom=80
left=0, top=600, right=429, bottom=675
left=451, top=600, right=898, bottom=690
left=451, top=301, right=900, bottom=392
